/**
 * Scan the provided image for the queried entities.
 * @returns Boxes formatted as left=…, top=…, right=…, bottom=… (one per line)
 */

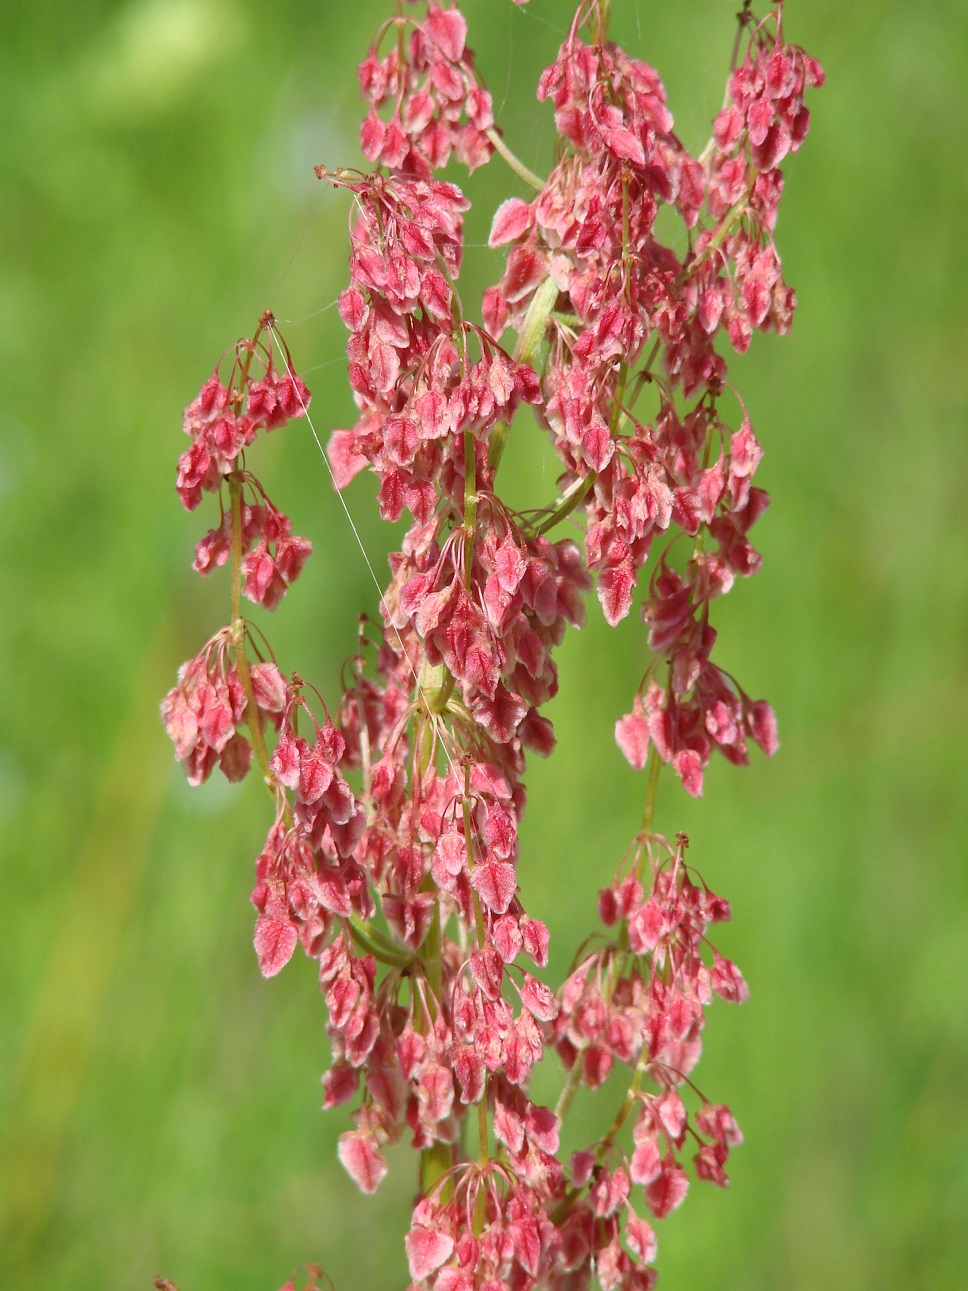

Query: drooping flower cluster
left=177, top=324, right=314, bottom=611
left=563, top=832, right=747, bottom=1102
left=358, top=1, right=495, bottom=174
left=688, top=14, right=824, bottom=360
left=322, top=168, right=542, bottom=539
left=325, top=642, right=566, bottom=1193
left=251, top=700, right=370, bottom=978
left=177, top=342, right=311, bottom=511
left=162, top=629, right=288, bottom=786
left=385, top=518, right=589, bottom=746
left=485, top=4, right=815, bottom=796
left=162, top=3, right=820, bottom=1288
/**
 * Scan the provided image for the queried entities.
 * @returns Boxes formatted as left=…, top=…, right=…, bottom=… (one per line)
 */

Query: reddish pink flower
left=645, top=1153, right=689, bottom=1219
left=337, top=1129, right=388, bottom=1194
left=254, top=913, right=299, bottom=978
left=357, top=3, right=494, bottom=176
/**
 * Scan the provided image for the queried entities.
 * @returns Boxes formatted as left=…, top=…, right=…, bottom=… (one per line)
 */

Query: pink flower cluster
left=561, top=835, right=748, bottom=1096
left=162, top=3, right=821, bottom=1288
left=177, top=346, right=310, bottom=510
left=177, top=324, right=314, bottom=611
left=193, top=479, right=313, bottom=610
left=252, top=705, right=369, bottom=977
left=481, top=6, right=819, bottom=798
left=316, top=667, right=565, bottom=1184
left=161, top=630, right=288, bottom=786
left=359, top=1, right=495, bottom=174
left=386, top=520, right=589, bottom=746
left=691, top=15, right=824, bottom=357
left=323, top=169, right=540, bottom=530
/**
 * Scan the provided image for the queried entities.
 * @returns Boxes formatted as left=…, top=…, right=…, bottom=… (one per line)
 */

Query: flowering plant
left=162, top=2, right=821, bottom=1286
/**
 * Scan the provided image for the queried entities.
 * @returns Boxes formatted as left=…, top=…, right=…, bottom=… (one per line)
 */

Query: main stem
left=229, top=474, right=273, bottom=782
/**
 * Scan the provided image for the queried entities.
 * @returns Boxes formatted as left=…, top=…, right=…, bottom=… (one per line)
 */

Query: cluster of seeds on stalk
left=162, top=3, right=821, bottom=1287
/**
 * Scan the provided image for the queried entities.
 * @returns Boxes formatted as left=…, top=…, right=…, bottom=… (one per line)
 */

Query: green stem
left=434, top=249, right=465, bottom=334
left=681, top=180, right=756, bottom=283
left=346, top=916, right=412, bottom=970
left=642, top=744, right=662, bottom=837
left=552, top=1055, right=647, bottom=1226
left=630, top=746, right=663, bottom=886
left=554, top=1055, right=585, bottom=1124
left=621, top=339, right=661, bottom=423
left=463, top=427, right=478, bottom=591
left=609, top=359, right=629, bottom=437
left=532, top=471, right=596, bottom=538
left=489, top=276, right=560, bottom=473
left=229, top=475, right=273, bottom=782
left=423, top=898, right=443, bottom=1007
left=477, top=1081, right=490, bottom=1164
left=461, top=791, right=488, bottom=949
left=516, top=276, right=560, bottom=367
left=416, top=895, right=450, bottom=1197
left=596, top=1057, right=645, bottom=1160
left=596, top=0, right=612, bottom=44
left=421, top=1140, right=453, bottom=1199
left=485, top=128, right=544, bottom=193
left=418, top=658, right=456, bottom=717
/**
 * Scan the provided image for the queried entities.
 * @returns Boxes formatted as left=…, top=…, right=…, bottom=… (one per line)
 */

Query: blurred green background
left=2, top=0, right=966, bottom=1287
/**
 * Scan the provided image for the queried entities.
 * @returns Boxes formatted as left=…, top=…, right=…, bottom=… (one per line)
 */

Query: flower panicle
left=161, top=3, right=821, bottom=1287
